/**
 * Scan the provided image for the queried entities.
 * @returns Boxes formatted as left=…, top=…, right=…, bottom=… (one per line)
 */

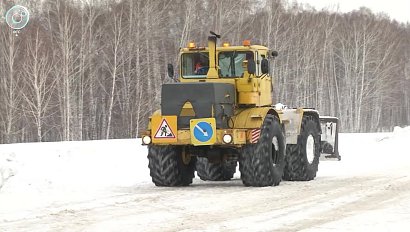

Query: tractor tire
left=196, top=157, right=237, bottom=181
left=283, top=115, right=321, bottom=181
left=239, top=115, right=286, bottom=187
left=320, top=141, right=334, bottom=154
left=147, top=145, right=196, bottom=186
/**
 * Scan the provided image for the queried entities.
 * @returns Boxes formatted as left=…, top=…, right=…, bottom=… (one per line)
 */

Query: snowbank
left=0, top=152, right=16, bottom=190
left=319, top=126, right=410, bottom=178
left=1, top=126, right=410, bottom=192
left=1, top=139, right=149, bottom=187
left=392, top=125, right=410, bottom=137
left=0, top=139, right=151, bottom=221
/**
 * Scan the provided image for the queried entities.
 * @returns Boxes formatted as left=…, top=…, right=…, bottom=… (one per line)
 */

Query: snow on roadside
left=301, top=126, right=410, bottom=232
left=319, top=126, right=410, bottom=178
left=0, top=152, right=16, bottom=190
left=0, top=139, right=151, bottom=221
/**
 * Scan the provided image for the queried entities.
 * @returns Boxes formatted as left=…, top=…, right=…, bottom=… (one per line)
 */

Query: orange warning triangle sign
left=154, top=119, right=176, bottom=138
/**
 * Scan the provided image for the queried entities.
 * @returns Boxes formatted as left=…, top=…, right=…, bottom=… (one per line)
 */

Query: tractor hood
left=161, top=82, right=235, bottom=129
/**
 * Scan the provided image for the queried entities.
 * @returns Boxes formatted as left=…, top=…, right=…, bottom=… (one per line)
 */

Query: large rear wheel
left=148, top=145, right=196, bottom=186
left=283, top=115, right=321, bottom=181
left=196, top=157, right=237, bottom=181
left=239, top=115, right=286, bottom=187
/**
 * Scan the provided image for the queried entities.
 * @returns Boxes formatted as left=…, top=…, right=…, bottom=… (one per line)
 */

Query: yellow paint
left=179, top=76, right=235, bottom=84
left=177, top=130, right=191, bottom=144
left=233, top=130, right=247, bottom=144
left=147, top=109, right=161, bottom=130
left=151, top=115, right=178, bottom=143
left=206, top=37, right=218, bottom=79
left=236, top=73, right=272, bottom=107
left=180, top=102, right=195, bottom=117
left=152, top=129, right=247, bottom=146
left=258, top=77, right=273, bottom=106
left=238, top=92, right=259, bottom=105
left=232, top=107, right=273, bottom=129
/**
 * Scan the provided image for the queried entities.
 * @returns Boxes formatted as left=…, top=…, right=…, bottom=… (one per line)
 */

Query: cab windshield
left=218, top=51, right=254, bottom=78
left=181, top=52, right=209, bottom=78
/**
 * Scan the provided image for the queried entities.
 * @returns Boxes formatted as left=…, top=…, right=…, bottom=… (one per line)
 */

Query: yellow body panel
left=147, top=108, right=271, bottom=146
left=258, top=77, right=273, bottom=106
left=179, top=78, right=236, bottom=85
left=232, top=129, right=247, bottom=144
left=179, top=45, right=269, bottom=53
left=180, top=102, right=195, bottom=117
left=144, top=108, right=317, bottom=146
left=150, top=128, right=246, bottom=146
left=206, top=37, right=218, bottom=79
left=236, top=77, right=273, bottom=106
left=232, top=107, right=276, bottom=129
left=147, top=110, right=162, bottom=131
left=238, top=92, right=259, bottom=105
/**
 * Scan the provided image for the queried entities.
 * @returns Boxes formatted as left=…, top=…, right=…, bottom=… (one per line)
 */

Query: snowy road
left=1, top=128, right=410, bottom=231
left=3, top=175, right=410, bottom=232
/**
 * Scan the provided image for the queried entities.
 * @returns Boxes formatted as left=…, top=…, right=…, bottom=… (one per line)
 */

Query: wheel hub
left=271, top=136, right=279, bottom=166
left=306, top=135, right=315, bottom=164
left=272, top=136, right=279, bottom=152
left=181, top=149, right=191, bottom=165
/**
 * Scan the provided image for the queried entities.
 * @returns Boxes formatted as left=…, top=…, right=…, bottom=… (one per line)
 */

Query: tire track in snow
left=1, top=176, right=410, bottom=232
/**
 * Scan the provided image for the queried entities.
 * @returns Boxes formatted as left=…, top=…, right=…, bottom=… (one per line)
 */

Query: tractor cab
left=168, top=35, right=277, bottom=107
left=174, top=40, right=274, bottom=79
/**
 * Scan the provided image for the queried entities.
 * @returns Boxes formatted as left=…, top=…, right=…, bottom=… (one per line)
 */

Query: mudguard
left=231, top=107, right=279, bottom=129
left=278, top=108, right=320, bottom=145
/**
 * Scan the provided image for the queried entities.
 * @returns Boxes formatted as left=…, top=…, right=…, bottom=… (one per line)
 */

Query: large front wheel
left=239, top=115, right=286, bottom=187
left=147, top=145, right=196, bottom=186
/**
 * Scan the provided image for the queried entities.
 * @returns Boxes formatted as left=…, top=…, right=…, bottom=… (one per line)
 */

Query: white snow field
left=1, top=127, right=410, bottom=232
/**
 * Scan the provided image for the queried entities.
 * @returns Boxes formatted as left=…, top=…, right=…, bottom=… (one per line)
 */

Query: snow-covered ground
left=1, top=127, right=410, bottom=232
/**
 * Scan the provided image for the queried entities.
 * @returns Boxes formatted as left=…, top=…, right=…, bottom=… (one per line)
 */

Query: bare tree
left=20, top=29, right=56, bottom=142
left=103, top=3, right=125, bottom=139
left=0, top=26, right=22, bottom=143
left=1, top=0, right=410, bottom=144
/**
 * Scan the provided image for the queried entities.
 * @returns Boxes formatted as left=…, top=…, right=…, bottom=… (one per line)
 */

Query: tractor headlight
left=223, top=134, right=233, bottom=144
left=142, top=136, right=152, bottom=145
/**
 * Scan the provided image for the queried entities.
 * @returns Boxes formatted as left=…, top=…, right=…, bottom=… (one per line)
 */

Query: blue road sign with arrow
left=194, top=122, right=213, bottom=142
left=190, top=118, right=216, bottom=145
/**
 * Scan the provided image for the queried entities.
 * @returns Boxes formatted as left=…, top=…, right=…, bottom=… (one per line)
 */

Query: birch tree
left=21, top=29, right=56, bottom=142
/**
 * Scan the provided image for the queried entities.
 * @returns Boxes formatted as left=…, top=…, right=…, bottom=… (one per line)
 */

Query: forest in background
left=1, top=0, right=410, bottom=144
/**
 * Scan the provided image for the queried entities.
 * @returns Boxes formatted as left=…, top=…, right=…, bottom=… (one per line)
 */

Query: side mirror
left=247, top=59, right=256, bottom=75
left=167, top=63, right=174, bottom=79
left=261, top=59, right=269, bottom=74
left=271, top=51, right=278, bottom=58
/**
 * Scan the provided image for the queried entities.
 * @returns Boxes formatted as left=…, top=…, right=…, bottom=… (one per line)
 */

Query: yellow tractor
left=141, top=32, right=339, bottom=187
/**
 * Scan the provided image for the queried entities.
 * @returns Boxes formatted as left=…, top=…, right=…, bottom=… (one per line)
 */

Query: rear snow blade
left=319, top=116, right=341, bottom=161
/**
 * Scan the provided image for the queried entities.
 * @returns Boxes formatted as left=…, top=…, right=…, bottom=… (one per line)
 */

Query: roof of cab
left=180, top=45, right=269, bottom=53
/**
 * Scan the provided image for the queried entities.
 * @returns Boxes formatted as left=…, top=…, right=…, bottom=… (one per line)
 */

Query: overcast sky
left=295, top=0, right=410, bottom=23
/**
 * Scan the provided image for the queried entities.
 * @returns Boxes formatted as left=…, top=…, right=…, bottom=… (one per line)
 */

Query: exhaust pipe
left=207, top=31, right=220, bottom=79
